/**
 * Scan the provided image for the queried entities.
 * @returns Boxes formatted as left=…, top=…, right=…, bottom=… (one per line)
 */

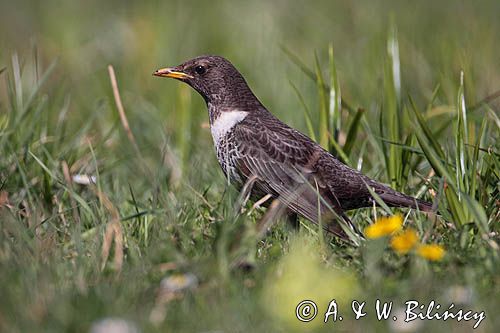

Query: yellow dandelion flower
left=417, top=244, right=445, bottom=261
left=364, top=214, right=403, bottom=239
left=390, top=228, right=419, bottom=254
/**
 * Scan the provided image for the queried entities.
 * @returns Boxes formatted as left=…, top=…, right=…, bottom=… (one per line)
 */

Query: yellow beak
left=153, top=67, right=193, bottom=79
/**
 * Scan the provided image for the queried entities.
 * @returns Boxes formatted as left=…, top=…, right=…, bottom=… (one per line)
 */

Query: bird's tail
left=378, top=191, right=434, bottom=212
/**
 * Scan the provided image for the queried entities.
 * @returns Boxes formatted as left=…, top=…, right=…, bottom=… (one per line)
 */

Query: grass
left=0, top=1, right=499, bottom=332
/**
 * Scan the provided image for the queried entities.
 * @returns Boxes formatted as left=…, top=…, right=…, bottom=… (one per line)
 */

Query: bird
left=153, top=55, right=432, bottom=239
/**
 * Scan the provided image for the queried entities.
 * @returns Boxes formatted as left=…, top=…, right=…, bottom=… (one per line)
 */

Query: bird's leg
left=325, top=221, right=349, bottom=239
left=231, top=198, right=286, bottom=272
left=341, top=212, right=365, bottom=240
left=235, top=175, right=258, bottom=214
left=285, top=210, right=300, bottom=230
left=324, top=212, right=364, bottom=246
left=256, top=198, right=287, bottom=239
left=250, top=193, right=273, bottom=211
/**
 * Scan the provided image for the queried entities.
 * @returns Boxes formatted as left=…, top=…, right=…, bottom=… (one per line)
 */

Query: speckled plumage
left=154, top=55, right=432, bottom=238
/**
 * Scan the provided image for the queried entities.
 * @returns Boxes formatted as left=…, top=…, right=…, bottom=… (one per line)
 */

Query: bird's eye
left=194, top=65, right=206, bottom=75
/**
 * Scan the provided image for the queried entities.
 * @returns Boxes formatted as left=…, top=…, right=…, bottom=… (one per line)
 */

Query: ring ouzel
left=154, top=55, right=432, bottom=239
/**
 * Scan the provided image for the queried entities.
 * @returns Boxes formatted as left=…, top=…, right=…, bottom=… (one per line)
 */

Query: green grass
left=1, top=1, right=499, bottom=332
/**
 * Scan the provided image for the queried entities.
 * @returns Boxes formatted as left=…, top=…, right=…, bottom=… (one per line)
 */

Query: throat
left=210, top=110, right=248, bottom=144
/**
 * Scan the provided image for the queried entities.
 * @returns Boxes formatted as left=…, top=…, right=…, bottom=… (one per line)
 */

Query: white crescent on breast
left=210, top=110, right=249, bottom=144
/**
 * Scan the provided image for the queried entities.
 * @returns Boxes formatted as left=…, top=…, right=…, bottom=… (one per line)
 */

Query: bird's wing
left=232, top=114, right=340, bottom=223
left=315, top=149, right=433, bottom=212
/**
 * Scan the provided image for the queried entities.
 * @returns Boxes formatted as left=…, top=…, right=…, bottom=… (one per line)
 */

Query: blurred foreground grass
left=0, top=1, right=499, bottom=332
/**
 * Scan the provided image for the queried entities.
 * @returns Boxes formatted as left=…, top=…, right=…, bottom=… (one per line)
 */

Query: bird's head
left=153, top=55, right=262, bottom=109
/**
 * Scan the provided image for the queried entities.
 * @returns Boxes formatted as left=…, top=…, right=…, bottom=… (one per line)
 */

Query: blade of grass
left=280, top=45, right=316, bottom=83
left=12, top=53, right=23, bottom=112
left=365, top=182, right=393, bottom=215
left=314, top=52, right=329, bottom=150
left=328, top=44, right=341, bottom=142
left=408, top=96, right=446, bottom=159
left=177, top=84, right=192, bottom=176
left=486, top=106, right=500, bottom=130
left=384, top=23, right=401, bottom=190
left=108, top=65, right=140, bottom=156
left=379, top=138, right=424, bottom=155
left=412, top=123, right=456, bottom=191
left=456, top=71, right=469, bottom=196
left=356, top=140, right=367, bottom=171
left=280, top=45, right=355, bottom=113
left=445, top=187, right=467, bottom=226
left=460, top=192, right=489, bottom=235
left=469, top=117, right=486, bottom=199
left=328, top=133, right=351, bottom=166
left=400, top=131, right=416, bottom=189
left=28, top=150, right=97, bottom=221
left=468, top=88, right=500, bottom=111
left=23, top=59, right=58, bottom=114
left=425, top=83, right=441, bottom=111
left=379, top=107, right=389, bottom=180
left=289, top=80, right=317, bottom=142
left=343, top=108, right=365, bottom=156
